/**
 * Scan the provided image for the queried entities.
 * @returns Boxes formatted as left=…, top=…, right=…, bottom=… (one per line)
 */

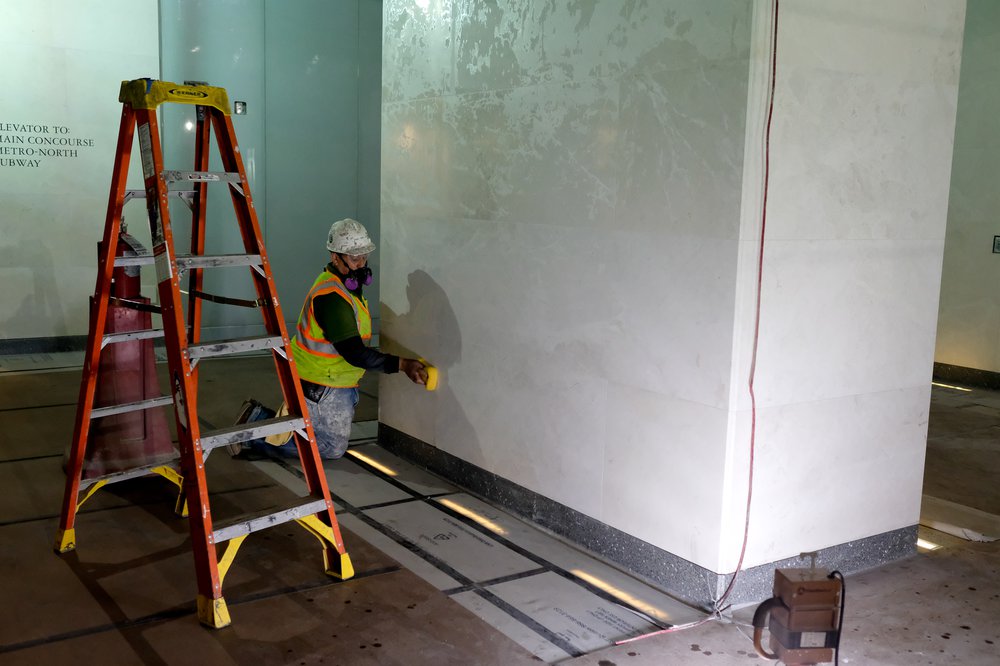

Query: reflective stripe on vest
left=291, top=270, right=371, bottom=388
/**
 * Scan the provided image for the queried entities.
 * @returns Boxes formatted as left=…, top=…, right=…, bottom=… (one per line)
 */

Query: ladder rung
left=187, top=335, right=285, bottom=360
left=124, top=188, right=196, bottom=202
left=176, top=254, right=263, bottom=270
left=212, top=498, right=329, bottom=544
left=102, top=329, right=164, bottom=347
left=114, top=253, right=262, bottom=269
left=200, top=415, right=305, bottom=453
left=90, top=395, right=174, bottom=419
left=162, top=170, right=241, bottom=184
left=79, top=458, right=180, bottom=490
left=114, top=254, right=155, bottom=267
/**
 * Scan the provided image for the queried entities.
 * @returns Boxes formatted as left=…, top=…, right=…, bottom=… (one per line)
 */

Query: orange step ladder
left=55, top=78, right=354, bottom=628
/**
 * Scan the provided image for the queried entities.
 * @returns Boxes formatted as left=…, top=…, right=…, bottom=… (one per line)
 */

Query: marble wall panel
left=380, top=298, right=610, bottom=516
left=605, top=233, right=738, bottom=407
left=381, top=0, right=966, bottom=581
left=377, top=215, right=741, bottom=526
left=385, top=84, right=622, bottom=225
left=751, top=239, right=945, bottom=408
left=602, top=385, right=729, bottom=568
left=379, top=214, right=739, bottom=410
left=381, top=0, right=754, bottom=574
left=382, top=97, right=452, bottom=219
left=378, top=215, right=526, bottom=358
left=383, top=0, right=753, bottom=234
left=383, top=0, right=458, bottom=103
left=439, top=80, right=620, bottom=225
left=776, top=0, right=965, bottom=84
left=720, top=0, right=964, bottom=573
left=617, top=61, right=750, bottom=239
left=383, top=0, right=753, bottom=103
left=721, top=384, right=930, bottom=570
left=460, top=340, right=609, bottom=516
left=769, top=72, right=959, bottom=242
left=386, top=82, right=720, bottom=232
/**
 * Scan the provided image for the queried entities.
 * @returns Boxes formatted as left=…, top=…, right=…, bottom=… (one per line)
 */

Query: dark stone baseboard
left=934, top=362, right=1000, bottom=391
left=0, top=336, right=87, bottom=355
left=379, top=423, right=917, bottom=609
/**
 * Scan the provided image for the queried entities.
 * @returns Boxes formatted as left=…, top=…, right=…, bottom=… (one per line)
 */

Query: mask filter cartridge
left=344, top=266, right=373, bottom=290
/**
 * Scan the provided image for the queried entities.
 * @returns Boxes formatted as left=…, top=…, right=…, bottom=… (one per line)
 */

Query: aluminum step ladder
left=55, top=78, right=353, bottom=628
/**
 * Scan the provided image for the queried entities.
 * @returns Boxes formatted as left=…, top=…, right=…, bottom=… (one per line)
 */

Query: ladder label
left=138, top=122, right=167, bottom=248
left=173, top=374, right=188, bottom=431
left=138, top=123, right=155, bottom=179
left=154, top=245, right=174, bottom=281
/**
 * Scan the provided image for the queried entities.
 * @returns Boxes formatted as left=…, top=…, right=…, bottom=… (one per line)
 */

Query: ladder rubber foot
left=197, top=594, right=232, bottom=629
left=54, top=528, right=76, bottom=553
left=325, top=551, right=355, bottom=580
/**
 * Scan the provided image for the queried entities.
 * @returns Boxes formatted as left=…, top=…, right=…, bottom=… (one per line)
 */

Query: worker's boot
left=228, top=398, right=276, bottom=458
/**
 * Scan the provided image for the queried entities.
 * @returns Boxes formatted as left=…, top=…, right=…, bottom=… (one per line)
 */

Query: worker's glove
left=400, top=358, right=428, bottom=385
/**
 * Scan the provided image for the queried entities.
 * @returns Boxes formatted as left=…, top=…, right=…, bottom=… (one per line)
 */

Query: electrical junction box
left=765, top=568, right=842, bottom=665
left=774, top=568, right=841, bottom=608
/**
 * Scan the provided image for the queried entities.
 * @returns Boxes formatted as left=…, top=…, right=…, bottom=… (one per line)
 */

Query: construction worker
left=230, top=218, right=427, bottom=459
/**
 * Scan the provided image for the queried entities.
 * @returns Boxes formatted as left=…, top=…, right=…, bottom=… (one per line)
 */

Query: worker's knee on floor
left=316, top=441, right=349, bottom=460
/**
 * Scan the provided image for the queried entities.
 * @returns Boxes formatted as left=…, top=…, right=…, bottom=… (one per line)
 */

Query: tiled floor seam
left=354, top=496, right=441, bottom=511
left=442, top=567, right=549, bottom=594
left=0, top=452, right=64, bottom=464
left=274, top=452, right=680, bottom=658
left=355, top=492, right=458, bottom=512
left=0, top=564, right=402, bottom=656
left=269, top=455, right=584, bottom=657
left=344, top=447, right=678, bottom=630
left=0, top=401, right=77, bottom=412
left=0, top=482, right=280, bottom=528
left=346, top=499, right=585, bottom=657
left=470, top=587, right=585, bottom=658
left=12, top=404, right=679, bottom=661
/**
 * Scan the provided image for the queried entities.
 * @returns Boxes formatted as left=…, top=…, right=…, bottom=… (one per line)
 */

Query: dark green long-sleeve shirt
left=312, top=267, right=399, bottom=374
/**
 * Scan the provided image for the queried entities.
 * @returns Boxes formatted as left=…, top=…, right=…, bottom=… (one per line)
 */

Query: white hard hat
left=326, top=218, right=375, bottom=256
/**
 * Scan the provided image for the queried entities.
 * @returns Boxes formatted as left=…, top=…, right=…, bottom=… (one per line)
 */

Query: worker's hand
left=400, top=358, right=428, bottom=385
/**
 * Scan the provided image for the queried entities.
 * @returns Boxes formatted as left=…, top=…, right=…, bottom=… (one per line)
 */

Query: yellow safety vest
left=291, top=270, right=372, bottom=388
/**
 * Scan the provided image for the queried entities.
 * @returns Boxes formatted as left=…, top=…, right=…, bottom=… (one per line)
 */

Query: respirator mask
left=344, top=265, right=372, bottom=291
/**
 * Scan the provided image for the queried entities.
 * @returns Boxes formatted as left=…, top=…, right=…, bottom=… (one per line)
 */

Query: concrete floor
left=1, top=355, right=998, bottom=664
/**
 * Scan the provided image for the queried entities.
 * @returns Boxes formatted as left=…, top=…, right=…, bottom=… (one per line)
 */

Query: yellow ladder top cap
left=119, top=78, right=231, bottom=114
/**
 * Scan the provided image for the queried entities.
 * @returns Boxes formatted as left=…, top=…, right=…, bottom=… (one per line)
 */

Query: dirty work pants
left=244, top=386, right=359, bottom=460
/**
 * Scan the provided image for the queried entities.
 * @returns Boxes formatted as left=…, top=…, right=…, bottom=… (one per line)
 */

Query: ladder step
left=124, top=188, right=196, bottom=203
left=114, top=254, right=155, bottom=267
left=212, top=497, right=329, bottom=544
left=79, top=458, right=180, bottom=490
left=114, top=253, right=262, bottom=269
left=102, top=328, right=164, bottom=347
left=90, top=395, right=174, bottom=419
left=187, top=335, right=285, bottom=360
left=176, top=254, right=263, bottom=270
left=162, top=170, right=241, bottom=184
left=200, top=415, right=306, bottom=453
